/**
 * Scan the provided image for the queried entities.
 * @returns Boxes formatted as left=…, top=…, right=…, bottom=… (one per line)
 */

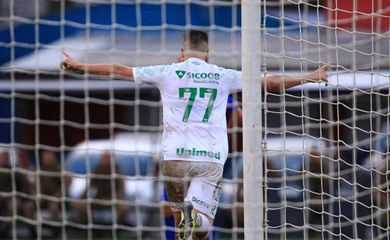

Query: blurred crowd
left=1, top=141, right=390, bottom=239
left=0, top=148, right=132, bottom=238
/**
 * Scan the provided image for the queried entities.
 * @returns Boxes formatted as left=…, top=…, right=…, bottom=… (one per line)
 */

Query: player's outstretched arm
left=60, top=51, right=134, bottom=81
left=262, top=64, right=328, bottom=92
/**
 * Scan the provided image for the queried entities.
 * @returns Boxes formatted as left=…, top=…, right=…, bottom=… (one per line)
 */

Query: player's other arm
left=262, top=64, right=328, bottom=92
left=60, top=51, right=134, bottom=81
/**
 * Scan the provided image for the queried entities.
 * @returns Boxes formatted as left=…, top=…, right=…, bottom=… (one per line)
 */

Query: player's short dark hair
left=183, top=29, right=208, bottom=52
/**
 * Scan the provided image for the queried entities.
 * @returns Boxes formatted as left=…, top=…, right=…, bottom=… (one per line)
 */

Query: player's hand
left=61, top=51, right=81, bottom=71
left=307, top=64, right=329, bottom=84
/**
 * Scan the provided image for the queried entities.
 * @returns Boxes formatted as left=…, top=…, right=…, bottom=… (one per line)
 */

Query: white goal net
left=0, top=0, right=390, bottom=239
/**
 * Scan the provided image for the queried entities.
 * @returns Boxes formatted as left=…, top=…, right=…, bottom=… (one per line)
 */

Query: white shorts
left=162, top=160, right=223, bottom=219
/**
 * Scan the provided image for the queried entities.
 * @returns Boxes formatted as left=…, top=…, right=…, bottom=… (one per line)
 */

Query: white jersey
left=133, top=58, right=242, bottom=165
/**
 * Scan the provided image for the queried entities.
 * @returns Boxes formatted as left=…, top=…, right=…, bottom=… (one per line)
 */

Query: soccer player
left=61, top=29, right=328, bottom=240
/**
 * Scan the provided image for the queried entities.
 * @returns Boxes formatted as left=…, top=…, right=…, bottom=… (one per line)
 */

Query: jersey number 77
left=179, top=87, right=217, bottom=122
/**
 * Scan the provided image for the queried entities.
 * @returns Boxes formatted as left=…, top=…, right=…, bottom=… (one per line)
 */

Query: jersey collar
left=185, top=57, right=206, bottom=64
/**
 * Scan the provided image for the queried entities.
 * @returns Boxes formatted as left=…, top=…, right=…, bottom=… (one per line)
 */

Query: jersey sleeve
left=133, top=64, right=170, bottom=87
left=224, top=68, right=242, bottom=92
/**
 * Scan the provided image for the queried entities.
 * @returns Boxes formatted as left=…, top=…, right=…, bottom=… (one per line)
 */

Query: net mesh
left=0, top=0, right=390, bottom=239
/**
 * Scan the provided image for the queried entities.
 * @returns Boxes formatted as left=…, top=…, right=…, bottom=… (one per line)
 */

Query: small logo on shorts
left=192, top=196, right=210, bottom=210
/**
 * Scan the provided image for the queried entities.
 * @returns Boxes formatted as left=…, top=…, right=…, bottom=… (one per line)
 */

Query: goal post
left=241, top=0, right=263, bottom=240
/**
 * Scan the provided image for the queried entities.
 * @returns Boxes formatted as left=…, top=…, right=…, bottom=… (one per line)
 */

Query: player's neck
left=181, top=55, right=208, bottom=62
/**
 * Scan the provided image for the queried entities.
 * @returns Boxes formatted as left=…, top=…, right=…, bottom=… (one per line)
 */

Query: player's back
left=133, top=57, right=242, bottom=164
left=159, top=58, right=239, bottom=164
left=162, top=58, right=228, bottom=123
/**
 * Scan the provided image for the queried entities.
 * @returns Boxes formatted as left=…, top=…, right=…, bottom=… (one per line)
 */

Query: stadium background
left=1, top=0, right=390, bottom=239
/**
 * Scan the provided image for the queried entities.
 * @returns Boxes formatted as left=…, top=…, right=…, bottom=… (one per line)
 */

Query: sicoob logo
left=176, top=70, right=187, bottom=79
left=175, top=70, right=220, bottom=80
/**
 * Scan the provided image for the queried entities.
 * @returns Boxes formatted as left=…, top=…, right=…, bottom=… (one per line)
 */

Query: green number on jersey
left=178, top=87, right=218, bottom=122
left=179, top=88, right=197, bottom=122
left=199, top=88, right=217, bottom=122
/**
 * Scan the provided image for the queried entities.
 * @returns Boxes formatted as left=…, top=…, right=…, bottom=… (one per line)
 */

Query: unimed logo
left=176, top=147, right=221, bottom=160
left=175, top=70, right=220, bottom=80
